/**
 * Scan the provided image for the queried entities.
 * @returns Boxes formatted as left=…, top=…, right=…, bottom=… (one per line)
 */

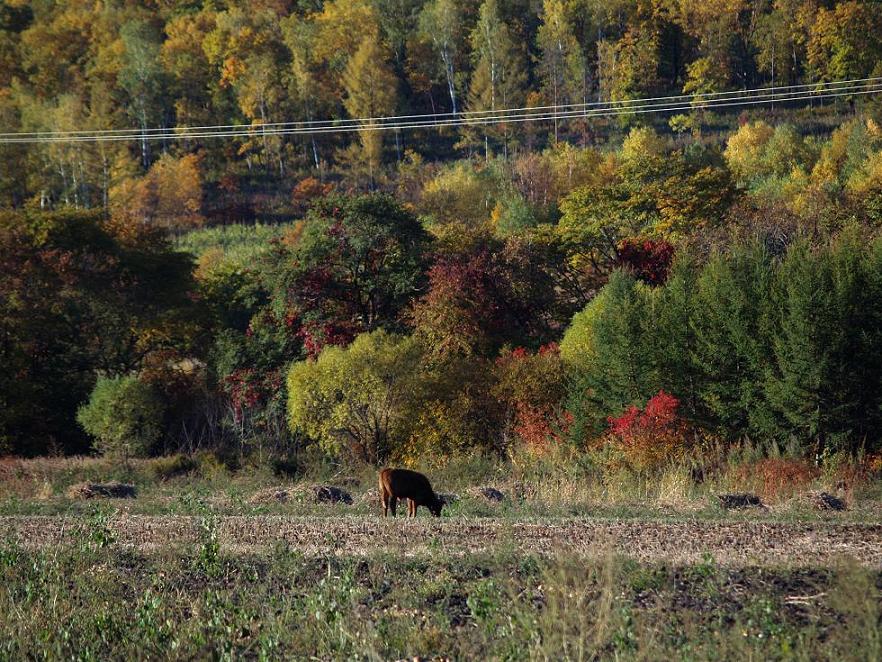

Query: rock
left=437, top=493, right=460, bottom=505
left=250, top=484, right=352, bottom=506
left=717, top=493, right=764, bottom=509
left=248, top=487, right=296, bottom=505
left=808, top=491, right=846, bottom=511
left=468, top=486, right=505, bottom=502
left=67, top=481, right=136, bottom=499
left=311, top=484, right=353, bottom=505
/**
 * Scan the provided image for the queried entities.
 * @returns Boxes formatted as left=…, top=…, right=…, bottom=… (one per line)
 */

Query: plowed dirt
left=3, top=515, right=881, bottom=567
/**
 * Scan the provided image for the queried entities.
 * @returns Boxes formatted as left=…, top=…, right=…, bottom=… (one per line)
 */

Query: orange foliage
left=111, top=153, right=204, bottom=232
left=291, top=177, right=334, bottom=214
left=732, top=458, right=819, bottom=500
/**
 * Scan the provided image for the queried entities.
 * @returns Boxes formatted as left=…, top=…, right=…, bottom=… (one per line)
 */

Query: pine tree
left=690, top=243, right=776, bottom=439
left=766, top=230, right=882, bottom=456
left=568, top=270, right=656, bottom=435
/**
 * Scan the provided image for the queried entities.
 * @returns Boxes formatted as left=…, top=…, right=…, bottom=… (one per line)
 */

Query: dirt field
left=3, top=514, right=882, bottom=567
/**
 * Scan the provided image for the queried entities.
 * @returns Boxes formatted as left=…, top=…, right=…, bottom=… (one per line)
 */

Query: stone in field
left=807, top=491, right=847, bottom=511
left=67, top=481, right=136, bottom=499
left=717, top=493, right=764, bottom=509
left=468, top=486, right=505, bottom=502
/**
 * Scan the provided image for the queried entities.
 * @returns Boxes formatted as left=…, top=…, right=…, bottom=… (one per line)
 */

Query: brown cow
left=379, top=468, right=444, bottom=517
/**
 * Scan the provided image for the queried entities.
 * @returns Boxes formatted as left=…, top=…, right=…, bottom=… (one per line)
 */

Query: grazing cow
left=379, top=468, right=444, bottom=518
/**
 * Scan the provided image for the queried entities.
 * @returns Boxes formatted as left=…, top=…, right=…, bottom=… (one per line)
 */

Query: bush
left=76, top=375, right=165, bottom=460
left=730, top=458, right=819, bottom=501
left=151, top=454, right=198, bottom=481
left=604, top=390, right=692, bottom=472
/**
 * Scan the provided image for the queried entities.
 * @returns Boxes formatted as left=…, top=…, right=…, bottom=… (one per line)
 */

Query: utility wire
left=2, top=76, right=880, bottom=139
left=1, top=80, right=880, bottom=144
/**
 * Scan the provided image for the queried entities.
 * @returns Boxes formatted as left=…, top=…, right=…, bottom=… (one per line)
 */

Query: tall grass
left=174, top=222, right=294, bottom=265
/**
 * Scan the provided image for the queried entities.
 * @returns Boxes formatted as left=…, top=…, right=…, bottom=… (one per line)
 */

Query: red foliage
left=514, top=403, right=573, bottom=451
left=616, top=238, right=674, bottom=286
left=606, top=390, right=688, bottom=470
left=223, top=368, right=284, bottom=425
left=297, top=319, right=356, bottom=359
left=411, top=251, right=503, bottom=356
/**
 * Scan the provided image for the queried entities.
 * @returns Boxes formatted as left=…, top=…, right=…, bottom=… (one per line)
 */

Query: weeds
left=0, top=545, right=879, bottom=660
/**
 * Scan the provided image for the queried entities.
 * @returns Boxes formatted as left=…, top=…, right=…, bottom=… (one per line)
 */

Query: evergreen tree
left=765, top=230, right=882, bottom=456
left=690, top=243, right=776, bottom=439
left=567, top=270, right=656, bottom=436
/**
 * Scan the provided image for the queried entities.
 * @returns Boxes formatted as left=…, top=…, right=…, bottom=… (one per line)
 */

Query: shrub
left=730, top=458, right=819, bottom=501
left=604, top=390, right=691, bottom=472
left=151, top=454, right=198, bottom=481
left=76, top=375, right=165, bottom=460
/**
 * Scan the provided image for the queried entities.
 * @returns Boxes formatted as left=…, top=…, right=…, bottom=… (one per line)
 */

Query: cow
left=379, top=467, right=444, bottom=518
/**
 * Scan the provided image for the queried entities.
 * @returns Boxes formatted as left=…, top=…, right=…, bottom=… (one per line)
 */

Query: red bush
left=606, top=390, right=689, bottom=470
left=514, top=403, right=573, bottom=452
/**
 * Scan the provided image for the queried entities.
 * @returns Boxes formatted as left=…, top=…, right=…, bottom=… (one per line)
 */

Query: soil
left=2, top=515, right=881, bottom=567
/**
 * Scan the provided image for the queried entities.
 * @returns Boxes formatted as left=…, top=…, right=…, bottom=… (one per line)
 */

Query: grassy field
left=1, top=455, right=881, bottom=660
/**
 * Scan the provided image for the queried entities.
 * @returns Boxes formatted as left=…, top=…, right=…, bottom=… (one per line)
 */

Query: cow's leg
left=409, top=499, right=417, bottom=517
left=381, top=491, right=389, bottom=517
left=389, top=496, right=397, bottom=517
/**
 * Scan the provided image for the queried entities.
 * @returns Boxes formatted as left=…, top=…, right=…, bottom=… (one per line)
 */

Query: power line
left=1, top=80, right=880, bottom=144
left=3, top=76, right=880, bottom=139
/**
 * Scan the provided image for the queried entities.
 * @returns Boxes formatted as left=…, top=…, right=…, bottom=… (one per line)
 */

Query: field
left=1, top=457, right=881, bottom=660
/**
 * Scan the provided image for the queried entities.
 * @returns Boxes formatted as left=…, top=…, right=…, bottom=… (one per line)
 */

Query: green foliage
left=77, top=375, right=165, bottom=459
left=0, top=209, right=200, bottom=455
left=564, top=231, right=882, bottom=455
left=765, top=230, right=882, bottom=454
left=287, top=330, right=424, bottom=464
left=566, top=271, right=656, bottom=437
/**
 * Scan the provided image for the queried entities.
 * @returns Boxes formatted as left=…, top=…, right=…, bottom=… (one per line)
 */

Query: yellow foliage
left=846, top=151, right=882, bottom=196
left=420, top=162, right=502, bottom=226
left=621, top=126, right=666, bottom=164
left=723, top=120, right=774, bottom=184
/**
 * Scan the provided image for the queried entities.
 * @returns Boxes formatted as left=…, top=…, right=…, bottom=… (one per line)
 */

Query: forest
left=2, top=0, right=882, bottom=475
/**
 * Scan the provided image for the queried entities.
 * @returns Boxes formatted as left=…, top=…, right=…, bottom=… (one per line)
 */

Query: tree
left=536, top=0, right=585, bottom=140
left=418, top=0, right=463, bottom=116
left=119, top=20, right=167, bottom=169
left=807, top=2, right=882, bottom=84
left=77, top=375, right=165, bottom=460
left=724, top=120, right=775, bottom=186
left=600, top=22, right=660, bottom=108
left=160, top=10, right=218, bottom=128
left=765, top=231, right=882, bottom=456
left=565, top=270, right=657, bottom=438
left=110, top=153, right=205, bottom=233
left=203, top=8, right=290, bottom=173
left=467, top=0, right=527, bottom=155
left=342, top=34, right=398, bottom=187
left=690, top=243, right=776, bottom=439
left=0, top=209, right=200, bottom=455
left=267, top=194, right=430, bottom=357
left=287, top=330, right=423, bottom=464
